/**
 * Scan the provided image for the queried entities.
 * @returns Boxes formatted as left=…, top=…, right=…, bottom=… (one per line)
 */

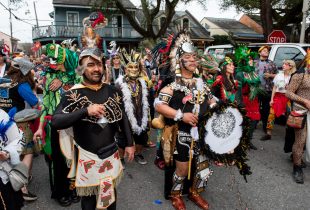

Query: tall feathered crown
left=78, top=11, right=106, bottom=71
left=200, top=53, right=220, bottom=72
left=234, top=44, right=257, bottom=67
left=121, top=48, right=141, bottom=66
left=81, top=11, right=108, bottom=49
left=107, top=41, right=120, bottom=58
left=61, top=39, right=77, bottom=52
left=169, top=30, right=196, bottom=76
left=151, top=33, right=174, bottom=68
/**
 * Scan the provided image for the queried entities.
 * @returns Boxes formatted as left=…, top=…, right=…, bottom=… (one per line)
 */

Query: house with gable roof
left=200, top=16, right=265, bottom=43
left=0, top=31, right=19, bottom=53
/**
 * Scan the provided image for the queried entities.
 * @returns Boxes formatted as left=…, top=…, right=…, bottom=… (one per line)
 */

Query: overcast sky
left=0, top=0, right=238, bottom=43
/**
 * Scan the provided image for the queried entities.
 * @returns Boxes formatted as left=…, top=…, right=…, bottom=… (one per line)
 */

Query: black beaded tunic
left=165, top=78, right=211, bottom=134
left=52, top=84, right=133, bottom=154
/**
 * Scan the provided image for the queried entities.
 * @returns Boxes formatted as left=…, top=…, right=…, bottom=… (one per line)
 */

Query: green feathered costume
left=234, top=45, right=265, bottom=121
left=41, top=44, right=81, bottom=155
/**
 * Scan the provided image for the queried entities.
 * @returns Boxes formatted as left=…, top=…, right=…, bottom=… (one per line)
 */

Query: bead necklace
left=127, top=81, right=140, bottom=97
left=169, top=77, right=209, bottom=104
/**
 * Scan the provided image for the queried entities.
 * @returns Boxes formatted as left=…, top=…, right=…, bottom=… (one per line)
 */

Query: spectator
left=286, top=58, right=310, bottom=184
left=108, top=53, right=124, bottom=85
left=34, top=56, right=49, bottom=94
left=261, top=60, right=296, bottom=140
left=0, top=49, right=10, bottom=78
left=255, top=45, right=278, bottom=135
left=144, top=48, right=158, bottom=79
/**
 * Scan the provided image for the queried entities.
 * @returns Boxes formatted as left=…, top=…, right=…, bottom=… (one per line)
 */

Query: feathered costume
left=235, top=45, right=264, bottom=121
left=211, top=56, right=238, bottom=103
left=115, top=49, right=150, bottom=150
left=38, top=36, right=81, bottom=203
left=154, top=35, right=253, bottom=209
left=154, top=31, right=214, bottom=210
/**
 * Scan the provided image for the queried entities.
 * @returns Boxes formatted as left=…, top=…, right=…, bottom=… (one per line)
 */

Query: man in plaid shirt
left=255, top=45, right=278, bottom=140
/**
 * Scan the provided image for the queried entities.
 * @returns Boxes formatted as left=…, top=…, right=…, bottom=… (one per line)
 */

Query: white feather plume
left=115, top=75, right=149, bottom=135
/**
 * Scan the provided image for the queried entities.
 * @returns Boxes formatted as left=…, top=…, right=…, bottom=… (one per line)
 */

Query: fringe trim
left=76, top=169, right=124, bottom=197
left=116, top=75, right=149, bottom=135
left=76, top=186, right=99, bottom=197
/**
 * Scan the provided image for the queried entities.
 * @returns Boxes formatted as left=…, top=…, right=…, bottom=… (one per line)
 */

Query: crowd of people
left=0, top=25, right=310, bottom=210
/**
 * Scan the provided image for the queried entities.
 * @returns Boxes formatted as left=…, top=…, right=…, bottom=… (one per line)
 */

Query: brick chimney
left=239, top=14, right=263, bottom=34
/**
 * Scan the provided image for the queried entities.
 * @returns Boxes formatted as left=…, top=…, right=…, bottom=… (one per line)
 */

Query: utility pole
left=33, top=1, right=39, bottom=27
left=8, top=0, right=13, bottom=54
left=300, top=0, right=309, bottom=43
left=33, top=1, right=40, bottom=57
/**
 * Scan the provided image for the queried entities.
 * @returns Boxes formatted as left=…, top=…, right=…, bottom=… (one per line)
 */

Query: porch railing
left=32, top=24, right=142, bottom=39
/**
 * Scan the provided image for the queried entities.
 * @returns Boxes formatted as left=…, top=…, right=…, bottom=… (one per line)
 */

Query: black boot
left=290, top=154, right=307, bottom=168
left=293, top=165, right=304, bottom=184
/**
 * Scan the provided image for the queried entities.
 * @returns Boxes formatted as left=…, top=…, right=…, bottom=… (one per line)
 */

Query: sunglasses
left=283, top=63, right=292, bottom=67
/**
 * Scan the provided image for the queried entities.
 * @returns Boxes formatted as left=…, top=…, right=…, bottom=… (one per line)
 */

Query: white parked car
left=204, top=43, right=310, bottom=68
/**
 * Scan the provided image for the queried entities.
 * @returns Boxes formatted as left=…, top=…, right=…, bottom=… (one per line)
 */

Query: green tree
left=220, top=0, right=303, bottom=40
left=94, top=0, right=206, bottom=46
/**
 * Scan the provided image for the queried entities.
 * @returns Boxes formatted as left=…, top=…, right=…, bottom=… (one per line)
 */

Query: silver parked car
left=204, top=43, right=310, bottom=68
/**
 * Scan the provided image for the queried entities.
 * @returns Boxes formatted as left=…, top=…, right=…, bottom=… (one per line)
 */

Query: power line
left=0, top=1, right=34, bottom=26
left=22, top=18, right=53, bottom=22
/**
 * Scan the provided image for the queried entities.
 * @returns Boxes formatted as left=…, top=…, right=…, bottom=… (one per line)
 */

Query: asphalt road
left=24, top=124, right=310, bottom=210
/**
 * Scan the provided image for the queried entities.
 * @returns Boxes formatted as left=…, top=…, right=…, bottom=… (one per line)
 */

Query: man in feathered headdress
left=51, top=15, right=135, bottom=209
left=155, top=31, right=216, bottom=210
left=115, top=49, right=150, bottom=165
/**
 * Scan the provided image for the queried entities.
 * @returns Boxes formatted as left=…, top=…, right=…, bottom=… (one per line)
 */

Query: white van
left=204, top=43, right=310, bottom=68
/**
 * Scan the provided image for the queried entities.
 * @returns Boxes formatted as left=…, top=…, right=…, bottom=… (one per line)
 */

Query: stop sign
left=268, top=30, right=286, bottom=43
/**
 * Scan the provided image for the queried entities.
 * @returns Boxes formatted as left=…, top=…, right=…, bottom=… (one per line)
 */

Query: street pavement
left=24, top=124, right=310, bottom=210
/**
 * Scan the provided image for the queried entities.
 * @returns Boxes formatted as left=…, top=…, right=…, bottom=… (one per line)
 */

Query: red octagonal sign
left=268, top=30, right=286, bottom=43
